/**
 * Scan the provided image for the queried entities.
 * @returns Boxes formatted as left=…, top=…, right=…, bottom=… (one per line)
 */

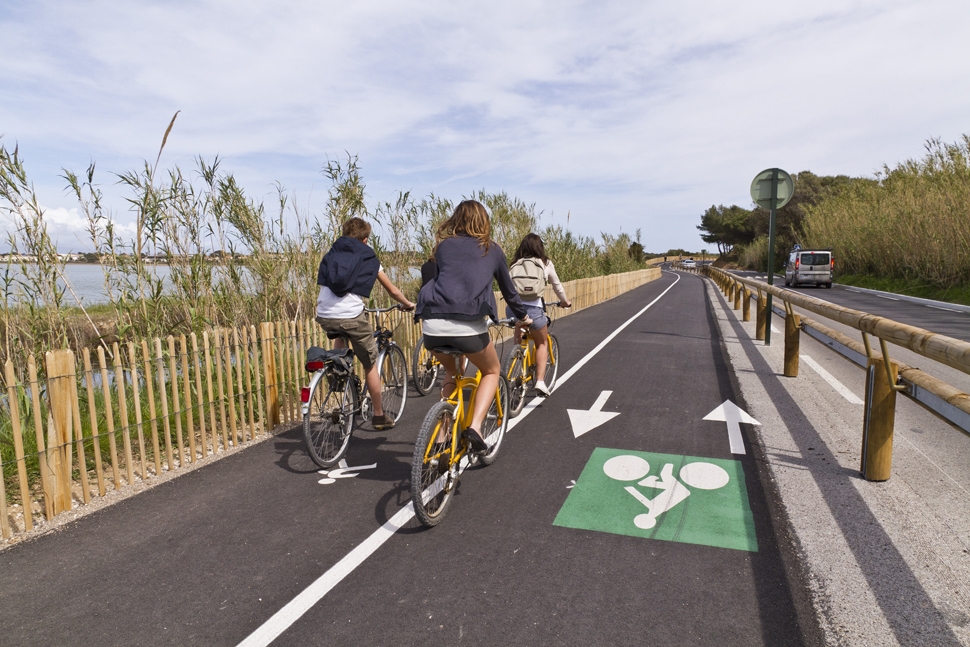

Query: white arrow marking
left=702, top=400, right=761, bottom=455
left=567, top=390, right=620, bottom=438
left=318, top=459, right=377, bottom=484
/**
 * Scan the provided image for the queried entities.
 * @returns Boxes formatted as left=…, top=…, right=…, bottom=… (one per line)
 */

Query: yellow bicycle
left=410, top=324, right=511, bottom=527
left=501, top=305, right=561, bottom=417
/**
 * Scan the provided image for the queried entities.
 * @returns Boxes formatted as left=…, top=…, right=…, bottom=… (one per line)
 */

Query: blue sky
left=2, top=0, right=969, bottom=253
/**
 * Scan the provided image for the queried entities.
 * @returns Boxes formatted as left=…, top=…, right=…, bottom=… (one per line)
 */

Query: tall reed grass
left=802, top=135, right=970, bottom=287
left=0, top=140, right=647, bottom=375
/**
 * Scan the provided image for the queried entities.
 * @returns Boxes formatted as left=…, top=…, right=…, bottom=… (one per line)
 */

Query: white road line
left=846, top=289, right=863, bottom=293
left=875, top=294, right=900, bottom=301
left=237, top=273, right=682, bottom=647
left=800, top=354, right=863, bottom=404
left=926, top=304, right=961, bottom=312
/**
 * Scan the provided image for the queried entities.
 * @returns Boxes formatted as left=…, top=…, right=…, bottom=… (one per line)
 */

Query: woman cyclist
left=414, top=200, right=531, bottom=452
left=507, top=233, right=571, bottom=396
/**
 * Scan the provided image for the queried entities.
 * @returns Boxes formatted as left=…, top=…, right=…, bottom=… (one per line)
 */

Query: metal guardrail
left=687, top=264, right=970, bottom=481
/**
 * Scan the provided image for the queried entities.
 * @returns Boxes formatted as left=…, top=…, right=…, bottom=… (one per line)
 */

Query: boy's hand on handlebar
left=400, top=300, right=415, bottom=311
left=559, top=300, right=572, bottom=308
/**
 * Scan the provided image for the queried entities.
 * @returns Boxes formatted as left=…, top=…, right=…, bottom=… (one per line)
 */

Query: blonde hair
left=435, top=200, right=491, bottom=252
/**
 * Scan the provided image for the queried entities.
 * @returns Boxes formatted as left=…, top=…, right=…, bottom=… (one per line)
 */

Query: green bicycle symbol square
left=554, top=447, right=758, bottom=552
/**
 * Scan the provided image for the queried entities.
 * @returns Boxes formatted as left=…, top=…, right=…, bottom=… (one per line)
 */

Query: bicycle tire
left=543, top=333, right=560, bottom=392
left=303, top=374, right=356, bottom=468
left=411, top=336, right=439, bottom=396
left=411, top=400, right=458, bottom=527
left=478, top=376, right=509, bottom=466
left=379, top=344, right=408, bottom=422
left=501, top=345, right=527, bottom=418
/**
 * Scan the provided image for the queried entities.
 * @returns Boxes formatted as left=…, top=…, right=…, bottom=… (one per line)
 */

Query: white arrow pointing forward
left=703, top=400, right=760, bottom=455
left=567, top=390, right=620, bottom=438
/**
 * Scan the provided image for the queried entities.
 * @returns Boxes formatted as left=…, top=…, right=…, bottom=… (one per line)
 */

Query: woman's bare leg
left=465, top=341, right=501, bottom=432
left=531, top=325, right=549, bottom=383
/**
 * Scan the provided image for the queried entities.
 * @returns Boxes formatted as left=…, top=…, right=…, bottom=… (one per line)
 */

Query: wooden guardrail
left=0, top=266, right=660, bottom=540
left=695, top=264, right=970, bottom=481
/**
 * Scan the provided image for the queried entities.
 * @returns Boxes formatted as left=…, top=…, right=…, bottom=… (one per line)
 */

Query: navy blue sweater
left=316, top=236, right=380, bottom=298
left=416, top=235, right=529, bottom=322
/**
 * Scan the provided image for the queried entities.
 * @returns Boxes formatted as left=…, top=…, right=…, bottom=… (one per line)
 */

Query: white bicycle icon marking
left=603, top=455, right=730, bottom=529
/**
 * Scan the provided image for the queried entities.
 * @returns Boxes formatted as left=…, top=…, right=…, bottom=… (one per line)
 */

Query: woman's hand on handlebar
left=558, top=300, right=572, bottom=308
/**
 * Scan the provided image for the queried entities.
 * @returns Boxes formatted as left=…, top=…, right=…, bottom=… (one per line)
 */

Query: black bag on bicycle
left=306, top=346, right=353, bottom=376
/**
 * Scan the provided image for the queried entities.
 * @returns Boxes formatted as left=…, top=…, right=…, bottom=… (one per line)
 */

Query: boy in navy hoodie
left=316, top=217, right=414, bottom=430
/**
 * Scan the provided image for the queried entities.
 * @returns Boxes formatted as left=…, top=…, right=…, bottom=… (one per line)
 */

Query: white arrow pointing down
left=567, top=391, right=620, bottom=438
left=703, top=400, right=760, bottom=455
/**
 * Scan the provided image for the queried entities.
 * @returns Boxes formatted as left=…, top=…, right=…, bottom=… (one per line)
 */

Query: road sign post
left=750, top=168, right=793, bottom=346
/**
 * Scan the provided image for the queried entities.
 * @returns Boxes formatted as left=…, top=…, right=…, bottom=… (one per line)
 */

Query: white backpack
left=509, top=258, right=546, bottom=299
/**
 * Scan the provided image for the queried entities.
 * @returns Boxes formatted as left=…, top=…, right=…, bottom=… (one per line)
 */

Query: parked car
left=785, top=246, right=833, bottom=288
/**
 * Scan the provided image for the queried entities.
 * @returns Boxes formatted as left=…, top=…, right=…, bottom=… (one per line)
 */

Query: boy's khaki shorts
left=315, top=312, right=378, bottom=371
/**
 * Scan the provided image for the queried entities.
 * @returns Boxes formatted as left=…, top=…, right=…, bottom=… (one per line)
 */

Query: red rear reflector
left=301, top=387, right=311, bottom=403
left=305, top=361, right=325, bottom=372
left=795, top=259, right=799, bottom=269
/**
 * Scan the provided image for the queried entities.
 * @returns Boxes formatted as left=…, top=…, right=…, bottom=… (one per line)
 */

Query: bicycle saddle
left=325, top=331, right=349, bottom=340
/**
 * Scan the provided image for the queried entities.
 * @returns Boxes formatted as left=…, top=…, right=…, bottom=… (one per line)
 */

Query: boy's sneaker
left=535, top=381, right=551, bottom=397
left=372, top=414, right=395, bottom=430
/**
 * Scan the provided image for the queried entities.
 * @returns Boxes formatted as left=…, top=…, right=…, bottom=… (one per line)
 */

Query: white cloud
left=1, top=0, right=969, bottom=252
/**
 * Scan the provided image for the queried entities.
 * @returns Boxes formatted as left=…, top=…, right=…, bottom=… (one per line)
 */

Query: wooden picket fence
left=0, top=266, right=659, bottom=539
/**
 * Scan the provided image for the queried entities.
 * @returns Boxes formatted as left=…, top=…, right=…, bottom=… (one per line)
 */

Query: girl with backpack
left=414, top=200, right=532, bottom=452
left=507, top=233, right=572, bottom=397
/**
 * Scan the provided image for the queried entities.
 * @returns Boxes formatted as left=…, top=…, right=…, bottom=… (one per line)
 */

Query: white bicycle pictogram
left=603, top=455, right=730, bottom=529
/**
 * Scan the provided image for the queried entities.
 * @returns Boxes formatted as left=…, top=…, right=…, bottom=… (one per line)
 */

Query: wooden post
left=28, top=355, right=56, bottom=520
left=112, top=343, right=135, bottom=486
left=127, top=342, right=148, bottom=481
left=755, top=294, right=766, bottom=341
left=96, top=347, right=121, bottom=490
left=203, top=331, right=219, bottom=451
left=261, top=322, right=280, bottom=430
left=180, top=335, right=196, bottom=462
left=861, top=356, right=898, bottom=481
left=155, top=339, right=174, bottom=471
left=6, top=360, right=34, bottom=530
left=232, top=327, right=247, bottom=443
left=167, top=336, right=185, bottom=466
left=784, top=312, right=801, bottom=377
left=83, top=349, right=107, bottom=496
left=45, top=350, right=77, bottom=514
left=0, top=450, right=9, bottom=537
left=733, top=283, right=741, bottom=310
left=191, top=333, right=208, bottom=458
left=141, top=340, right=162, bottom=477
left=213, top=329, right=229, bottom=450
left=251, top=325, right=266, bottom=436
left=242, top=327, right=256, bottom=440
left=224, top=328, right=239, bottom=446
left=742, top=289, right=751, bottom=322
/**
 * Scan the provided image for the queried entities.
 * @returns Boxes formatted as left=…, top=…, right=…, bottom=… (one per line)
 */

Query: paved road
left=0, top=273, right=822, bottom=646
left=729, top=270, right=970, bottom=342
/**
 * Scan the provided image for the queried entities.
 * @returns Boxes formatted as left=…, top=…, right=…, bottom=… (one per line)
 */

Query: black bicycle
left=301, top=305, right=409, bottom=468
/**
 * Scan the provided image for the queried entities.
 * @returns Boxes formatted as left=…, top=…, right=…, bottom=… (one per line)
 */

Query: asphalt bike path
left=0, top=272, right=821, bottom=646
left=248, top=271, right=819, bottom=646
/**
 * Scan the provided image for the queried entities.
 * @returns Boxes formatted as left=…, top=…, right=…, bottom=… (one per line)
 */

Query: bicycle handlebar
left=364, top=304, right=406, bottom=313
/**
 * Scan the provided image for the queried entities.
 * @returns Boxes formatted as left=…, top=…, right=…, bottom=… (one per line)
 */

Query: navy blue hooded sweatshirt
left=416, top=235, right=529, bottom=322
left=317, top=236, right=380, bottom=298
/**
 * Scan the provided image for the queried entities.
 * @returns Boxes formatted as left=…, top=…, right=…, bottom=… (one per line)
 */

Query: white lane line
left=800, top=354, right=863, bottom=404
left=237, top=273, right=682, bottom=647
left=875, top=294, right=900, bottom=301
left=926, top=304, right=961, bottom=312
left=846, top=288, right=863, bottom=293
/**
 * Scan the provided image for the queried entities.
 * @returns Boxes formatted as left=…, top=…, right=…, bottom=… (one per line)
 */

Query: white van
left=785, top=247, right=833, bottom=288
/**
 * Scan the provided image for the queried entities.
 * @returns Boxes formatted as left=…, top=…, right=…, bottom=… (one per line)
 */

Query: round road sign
left=750, top=168, right=794, bottom=210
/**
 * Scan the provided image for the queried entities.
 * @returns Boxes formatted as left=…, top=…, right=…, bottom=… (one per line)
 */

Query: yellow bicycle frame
left=511, top=331, right=556, bottom=387
left=422, top=355, right=506, bottom=468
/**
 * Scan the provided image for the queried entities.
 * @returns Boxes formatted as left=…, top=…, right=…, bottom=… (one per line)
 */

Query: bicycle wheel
left=411, top=400, right=458, bottom=527
left=478, top=377, right=509, bottom=466
left=411, top=336, right=440, bottom=396
left=543, top=334, right=560, bottom=392
left=379, top=344, right=408, bottom=422
left=501, top=345, right=527, bottom=418
left=303, top=374, right=357, bottom=468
